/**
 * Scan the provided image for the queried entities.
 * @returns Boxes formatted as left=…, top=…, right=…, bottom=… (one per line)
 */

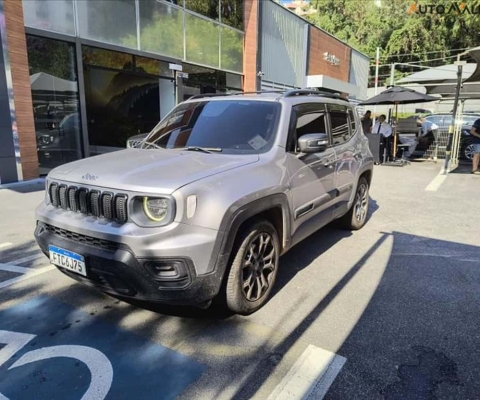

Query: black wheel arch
left=208, top=193, right=292, bottom=282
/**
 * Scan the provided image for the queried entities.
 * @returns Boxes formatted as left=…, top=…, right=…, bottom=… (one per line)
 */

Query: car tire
left=339, top=177, right=370, bottom=230
left=462, top=139, right=475, bottom=161
left=225, top=220, right=280, bottom=315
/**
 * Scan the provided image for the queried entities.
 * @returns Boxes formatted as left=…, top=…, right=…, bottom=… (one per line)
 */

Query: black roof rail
left=187, top=93, right=230, bottom=100
left=187, top=90, right=284, bottom=101
left=281, top=89, right=349, bottom=101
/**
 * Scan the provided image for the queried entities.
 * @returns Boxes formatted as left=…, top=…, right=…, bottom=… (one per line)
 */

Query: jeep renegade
left=35, top=90, right=374, bottom=315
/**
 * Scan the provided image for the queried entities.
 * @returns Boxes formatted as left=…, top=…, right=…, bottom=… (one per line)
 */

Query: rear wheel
left=339, top=177, right=370, bottom=230
left=225, top=220, right=280, bottom=315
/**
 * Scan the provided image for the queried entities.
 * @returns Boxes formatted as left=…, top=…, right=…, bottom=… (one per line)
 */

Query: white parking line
left=0, top=263, right=31, bottom=274
left=425, top=173, right=447, bottom=192
left=9, top=254, right=44, bottom=264
left=0, top=243, right=12, bottom=249
left=267, top=345, right=346, bottom=400
left=0, top=266, right=55, bottom=289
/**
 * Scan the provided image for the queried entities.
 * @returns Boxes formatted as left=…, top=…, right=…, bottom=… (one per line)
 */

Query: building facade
left=0, top=0, right=369, bottom=184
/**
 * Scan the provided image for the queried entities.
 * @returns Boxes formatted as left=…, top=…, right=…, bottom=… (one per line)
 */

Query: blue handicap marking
left=0, top=296, right=205, bottom=400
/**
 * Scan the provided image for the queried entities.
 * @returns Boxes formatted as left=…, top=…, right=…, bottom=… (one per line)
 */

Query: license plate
left=49, top=245, right=86, bottom=277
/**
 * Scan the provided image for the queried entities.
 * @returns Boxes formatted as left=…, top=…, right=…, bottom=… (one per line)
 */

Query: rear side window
left=348, top=109, right=356, bottom=134
left=287, top=103, right=327, bottom=152
left=328, top=104, right=350, bottom=145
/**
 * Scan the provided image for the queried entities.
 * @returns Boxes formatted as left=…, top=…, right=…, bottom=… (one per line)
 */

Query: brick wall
left=243, top=0, right=258, bottom=92
left=308, top=27, right=351, bottom=82
left=4, top=0, right=38, bottom=180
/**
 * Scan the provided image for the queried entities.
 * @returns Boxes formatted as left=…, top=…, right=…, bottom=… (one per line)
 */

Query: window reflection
left=139, top=0, right=184, bottom=60
left=184, top=0, right=219, bottom=20
left=27, top=35, right=82, bottom=175
left=185, top=13, right=220, bottom=68
left=220, top=0, right=243, bottom=30
left=76, top=0, right=137, bottom=48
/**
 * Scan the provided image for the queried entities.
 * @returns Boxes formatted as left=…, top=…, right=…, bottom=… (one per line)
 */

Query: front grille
left=59, top=185, right=68, bottom=210
left=68, top=187, right=78, bottom=212
left=48, top=182, right=128, bottom=223
left=89, top=190, right=101, bottom=217
left=102, top=193, right=113, bottom=220
left=49, top=183, right=59, bottom=207
left=44, top=223, right=119, bottom=251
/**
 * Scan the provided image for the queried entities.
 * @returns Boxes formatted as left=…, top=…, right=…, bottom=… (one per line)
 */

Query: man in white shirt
left=372, top=114, right=393, bottom=137
left=372, top=115, right=393, bottom=160
left=418, top=117, right=439, bottom=138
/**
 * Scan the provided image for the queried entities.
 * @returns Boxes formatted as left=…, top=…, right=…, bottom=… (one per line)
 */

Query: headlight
left=143, top=197, right=169, bottom=222
left=131, top=196, right=175, bottom=227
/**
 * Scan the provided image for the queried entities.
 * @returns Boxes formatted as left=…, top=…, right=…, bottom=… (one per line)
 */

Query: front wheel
left=225, top=220, right=280, bottom=315
left=339, top=177, right=370, bottom=230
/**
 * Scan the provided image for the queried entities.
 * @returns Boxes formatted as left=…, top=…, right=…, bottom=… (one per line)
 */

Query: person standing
left=372, top=114, right=393, bottom=160
left=470, top=119, right=480, bottom=174
left=361, top=110, right=373, bottom=134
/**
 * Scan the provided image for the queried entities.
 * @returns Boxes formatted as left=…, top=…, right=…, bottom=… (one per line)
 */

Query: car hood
left=49, top=149, right=260, bottom=194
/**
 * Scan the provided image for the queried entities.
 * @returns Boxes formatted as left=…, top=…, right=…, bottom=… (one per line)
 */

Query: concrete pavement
left=0, top=161, right=480, bottom=399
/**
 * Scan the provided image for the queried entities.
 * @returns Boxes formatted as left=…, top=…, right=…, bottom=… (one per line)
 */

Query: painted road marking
left=0, top=266, right=55, bottom=289
left=9, top=254, right=43, bottom=264
left=0, top=264, right=32, bottom=274
left=8, top=345, right=114, bottom=400
left=0, top=296, right=204, bottom=399
left=0, top=243, right=12, bottom=250
left=267, top=345, right=346, bottom=400
left=425, top=173, right=447, bottom=192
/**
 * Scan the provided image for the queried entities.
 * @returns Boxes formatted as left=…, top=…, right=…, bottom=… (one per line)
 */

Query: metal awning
left=305, top=75, right=360, bottom=98
left=463, top=46, right=480, bottom=83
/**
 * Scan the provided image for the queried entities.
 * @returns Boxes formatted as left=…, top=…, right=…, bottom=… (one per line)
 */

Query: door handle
left=323, top=159, right=335, bottom=167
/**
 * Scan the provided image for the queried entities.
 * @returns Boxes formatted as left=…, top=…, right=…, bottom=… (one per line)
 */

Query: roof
left=397, top=64, right=477, bottom=84
left=463, top=46, right=480, bottom=83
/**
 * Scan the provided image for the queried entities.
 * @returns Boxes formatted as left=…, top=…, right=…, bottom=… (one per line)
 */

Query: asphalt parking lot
left=1, top=161, right=480, bottom=400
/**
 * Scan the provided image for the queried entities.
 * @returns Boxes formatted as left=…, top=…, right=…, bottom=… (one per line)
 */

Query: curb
left=0, top=178, right=45, bottom=190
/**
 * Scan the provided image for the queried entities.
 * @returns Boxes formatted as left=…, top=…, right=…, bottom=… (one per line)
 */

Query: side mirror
left=297, top=133, right=329, bottom=154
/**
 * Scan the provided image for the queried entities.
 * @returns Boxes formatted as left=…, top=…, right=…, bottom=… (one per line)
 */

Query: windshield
left=143, top=100, right=281, bottom=154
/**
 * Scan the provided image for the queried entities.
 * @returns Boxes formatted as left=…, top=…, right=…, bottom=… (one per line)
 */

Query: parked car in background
left=35, top=90, right=373, bottom=315
left=425, top=113, right=480, bottom=160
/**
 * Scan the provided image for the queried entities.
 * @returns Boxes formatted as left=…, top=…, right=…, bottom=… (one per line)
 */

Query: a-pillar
left=0, top=0, right=37, bottom=184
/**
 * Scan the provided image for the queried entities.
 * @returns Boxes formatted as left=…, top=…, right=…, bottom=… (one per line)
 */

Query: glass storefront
left=23, top=0, right=245, bottom=73
left=26, top=35, right=82, bottom=175
left=23, top=0, right=245, bottom=173
left=82, top=46, right=175, bottom=155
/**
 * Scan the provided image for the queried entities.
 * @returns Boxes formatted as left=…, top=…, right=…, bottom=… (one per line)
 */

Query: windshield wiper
left=184, top=146, right=222, bottom=153
left=140, top=141, right=162, bottom=149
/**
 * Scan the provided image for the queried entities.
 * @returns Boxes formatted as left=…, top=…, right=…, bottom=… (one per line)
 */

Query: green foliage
left=119, top=5, right=243, bottom=73
left=307, top=0, right=480, bottom=61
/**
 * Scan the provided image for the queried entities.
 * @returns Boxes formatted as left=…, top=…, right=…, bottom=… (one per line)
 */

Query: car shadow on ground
left=0, top=180, right=45, bottom=194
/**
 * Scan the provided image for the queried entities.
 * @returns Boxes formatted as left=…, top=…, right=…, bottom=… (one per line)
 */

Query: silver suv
left=35, top=90, right=374, bottom=315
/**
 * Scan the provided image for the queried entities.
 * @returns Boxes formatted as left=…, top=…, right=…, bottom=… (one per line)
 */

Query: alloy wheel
left=242, top=233, right=276, bottom=302
left=464, top=144, right=475, bottom=160
left=354, top=183, right=368, bottom=223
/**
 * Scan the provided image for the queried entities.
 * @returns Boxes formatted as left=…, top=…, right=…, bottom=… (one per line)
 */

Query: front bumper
left=34, top=222, right=226, bottom=305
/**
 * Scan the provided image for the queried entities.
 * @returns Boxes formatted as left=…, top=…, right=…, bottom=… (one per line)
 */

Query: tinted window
left=328, top=105, right=350, bottom=145
left=288, top=104, right=327, bottom=152
left=348, top=109, right=356, bottom=134
left=145, top=101, right=280, bottom=154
